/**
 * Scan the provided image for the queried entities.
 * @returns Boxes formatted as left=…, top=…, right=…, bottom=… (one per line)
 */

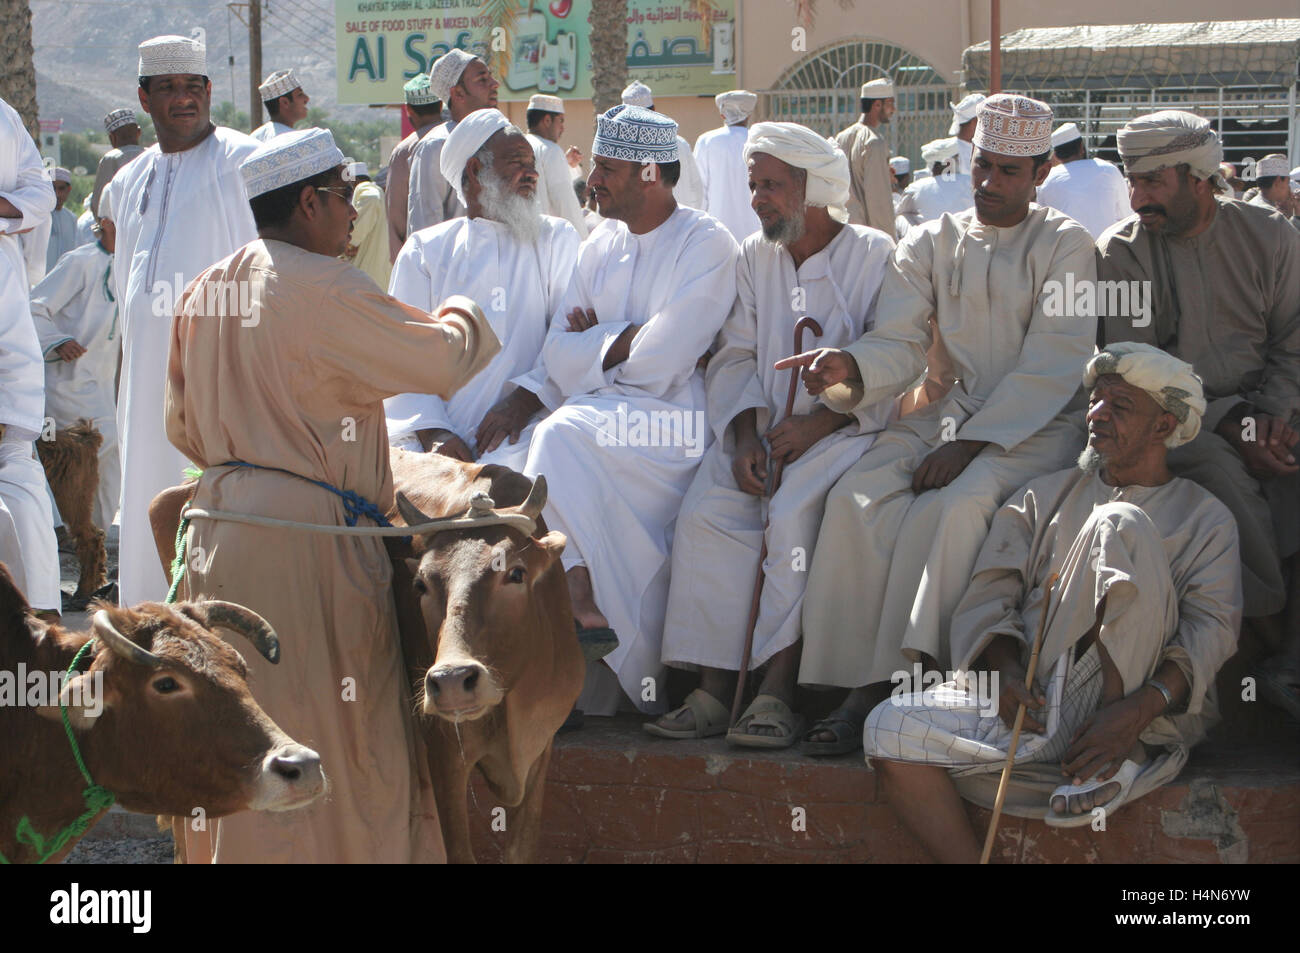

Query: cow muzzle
left=249, top=742, right=326, bottom=812
left=424, top=661, right=503, bottom=722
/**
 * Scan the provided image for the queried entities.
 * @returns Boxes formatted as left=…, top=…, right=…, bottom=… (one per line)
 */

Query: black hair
left=139, top=75, right=210, bottom=93
left=526, top=108, right=559, bottom=131
left=1053, top=138, right=1084, bottom=161
left=1256, top=175, right=1285, bottom=191
left=1030, top=149, right=1052, bottom=171
left=264, top=93, right=293, bottom=119
left=657, top=160, right=680, bottom=186
left=249, top=167, right=338, bottom=230
left=409, top=100, right=442, bottom=120
left=573, top=178, right=587, bottom=204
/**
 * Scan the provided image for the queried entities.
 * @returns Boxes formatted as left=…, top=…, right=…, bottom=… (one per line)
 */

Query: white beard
left=479, top=168, right=543, bottom=245
left=760, top=205, right=807, bottom=246
left=1077, top=445, right=1104, bottom=473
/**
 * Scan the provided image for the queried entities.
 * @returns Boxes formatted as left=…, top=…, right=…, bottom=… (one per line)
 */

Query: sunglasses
left=315, top=185, right=355, bottom=203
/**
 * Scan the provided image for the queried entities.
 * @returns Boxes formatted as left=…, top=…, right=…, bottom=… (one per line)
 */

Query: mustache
left=1136, top=205, right=1165, bottom=215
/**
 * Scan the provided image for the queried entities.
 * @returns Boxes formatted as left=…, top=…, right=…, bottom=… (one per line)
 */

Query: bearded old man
left=0, top=94, right=60, bottom=616
left=650, top=122, right=895, bottom=745
left=386, top=109, right=579, bottom=472
left=864, top=344, right=1241, bottom=862
left=407, top=51, right=500, bottom=234
left=779, top=95, right=1097, bottom=755
left=833, top=78, right=896, bottom=234
left=168, top=128, right=499, bottom=863
left=102, top=35, right=261, bottom=605
left=693, top=90, right=762, bottom=242
left=523, top=104, right=739, bottom=716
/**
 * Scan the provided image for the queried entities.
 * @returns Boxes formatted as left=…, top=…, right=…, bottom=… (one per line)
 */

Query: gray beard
left=479, top=168, right=542, bottom=244
left=1077, top=445, right=1104, bottom=473
left=760, top=208, right=806, bottom=246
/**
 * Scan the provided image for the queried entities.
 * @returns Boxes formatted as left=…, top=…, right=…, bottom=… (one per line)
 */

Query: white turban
left=743, top=121, right=850, bottom=224
left=1117, top=111, right=1226, bottom=190
left=440, top=108, right=514, bottom=205
left=429, top=49, right=477, bottom=103
left=921, top=136, right=959, bottom=165
left=621, top=81, right=654, bottom=108
left=716, top=90, right=757, bottom=125
left=1083, top=342, right=1206, bottom=448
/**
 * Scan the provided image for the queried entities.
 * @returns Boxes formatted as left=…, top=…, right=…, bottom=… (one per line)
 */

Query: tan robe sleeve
left=861, top=134, right=896, bottom=236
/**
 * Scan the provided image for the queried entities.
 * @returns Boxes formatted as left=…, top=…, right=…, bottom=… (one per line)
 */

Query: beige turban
left=1083, top=342, right=1206, bottom=448
left=716, top=90, right=757, bottom=125
left=743, top=121, right=850, bottom=223
left=440, top=108, right=514, bottom=205
left=1116, top=111, right=1226, bottom=189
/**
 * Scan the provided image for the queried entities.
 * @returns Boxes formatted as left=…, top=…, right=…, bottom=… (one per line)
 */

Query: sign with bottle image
left=335, top=0, right=737, bottom=106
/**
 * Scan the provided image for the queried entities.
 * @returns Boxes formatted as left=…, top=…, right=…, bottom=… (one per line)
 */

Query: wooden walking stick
left=979, top=570, right=1059, bottom=865
left=730, top=316, right=823, bottom=727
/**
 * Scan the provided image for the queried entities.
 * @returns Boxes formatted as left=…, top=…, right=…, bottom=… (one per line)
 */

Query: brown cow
left=389, top=449, right=584, bottom=863
left=0, top=561, right=324, bottom=864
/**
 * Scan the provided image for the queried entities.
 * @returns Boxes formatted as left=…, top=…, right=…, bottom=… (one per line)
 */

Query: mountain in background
left=32, top=0, right=375, bottom=134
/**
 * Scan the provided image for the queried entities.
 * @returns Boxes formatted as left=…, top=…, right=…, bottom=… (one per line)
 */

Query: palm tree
left=589, top=0, right=628, bottom=116
left=0, top=0, right=40, bottom=137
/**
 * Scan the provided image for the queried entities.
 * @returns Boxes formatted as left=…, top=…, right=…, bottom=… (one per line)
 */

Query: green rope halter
left=0, top=638, right=117, bottom=864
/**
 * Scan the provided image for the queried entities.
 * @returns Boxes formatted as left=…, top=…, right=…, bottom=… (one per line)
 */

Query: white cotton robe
left=407, top=120, right=464, bottom=234
left=103, top=126, right=260, bottom=604
left=694, top=124, right=760, bottom=242
left=895, top=174, right=974, bottom=239
left=527, top=134, right=588, bottom=238
left=662, top=224, right=895, bottom=672
left=385, top=214, right=579, bottom=470
left=249, top=120, right=293, bottom=142
left=523, top=206, right=739, bottom=713
left=1036, top=158, right=1132, bottom=240
left=45, top=206, right=79, bottom=273
left=800, top=205, right=1099, bottom=688
left=0, top=96, right=59, bottom=609
left=673, top=135, right=705, bottom=210
left=29, top=241, right=121, bottom=528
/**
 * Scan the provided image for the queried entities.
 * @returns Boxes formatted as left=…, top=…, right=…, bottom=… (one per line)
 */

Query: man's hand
left=911, top=439, right=987, bottom=493
left=425, top=428, right=474, bottom=462
left=773, top=347, right=859, bottom=397
left=475, top=389, right=542, bottom=454
left=1061, top=694, right=1149, bottom=784
left=565, top=145, right=583, bottom=169
left=54, top=340, right=87, bottom=362
left=732, top=432, right=767, bottom=495
left=602, top=324, right=638, bottom=371
left=765, top=410, right=844, bottom=465
left=565, top=306, right=597, bottom=332
left=1216, top=411, right=1299, bottom=477
left=981, top=635, right=1046, bottom=733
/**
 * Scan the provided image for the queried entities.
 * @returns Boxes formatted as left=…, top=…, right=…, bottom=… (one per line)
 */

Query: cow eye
left=412, top=576, right=428, bottom=595
left=152, top=676, right=180, bottom=694
left=507, top=566, right=526, bottom=584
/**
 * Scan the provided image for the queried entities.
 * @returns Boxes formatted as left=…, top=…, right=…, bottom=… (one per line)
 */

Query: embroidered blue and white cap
left=404, top=74, right=440, bottom=106
left=240, top=128, right=345, bottom=198
left=258, top=69, right=301, bottom=101
left=103, top=108, right=137, bottom=133
left=138, top=35, right=206, bottom=78
left=592, top=104, right=678, bottom=164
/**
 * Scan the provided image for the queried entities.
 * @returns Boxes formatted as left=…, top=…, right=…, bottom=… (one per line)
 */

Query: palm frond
left=478, top=0, right=521, bottom=79
left=687, top=0, right=721, bottom=45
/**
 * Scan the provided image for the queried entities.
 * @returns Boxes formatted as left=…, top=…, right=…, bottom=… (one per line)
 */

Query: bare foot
left=1051, top=742, right=1147, bottom=816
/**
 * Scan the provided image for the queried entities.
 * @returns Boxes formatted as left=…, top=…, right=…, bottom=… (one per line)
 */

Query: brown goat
left=36, top=421, right=106, bottom=600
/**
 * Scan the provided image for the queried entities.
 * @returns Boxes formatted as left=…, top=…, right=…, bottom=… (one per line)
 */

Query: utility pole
left=989, top=0, right=1002, bottom=94
left=249, top=0, right=262, bottom=124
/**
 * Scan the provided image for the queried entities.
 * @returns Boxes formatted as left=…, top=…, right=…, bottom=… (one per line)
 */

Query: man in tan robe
left=833, top=78, right=896, bottom=234
left=386, top=74, right=443, bottom=262
left=166, top=129, right=499, bottom=863
left=863, top=344, right=1241, bottom=862
left=779, top=95, right=1097, bottom=755
left=1098, top=112, right=1299, bottom=656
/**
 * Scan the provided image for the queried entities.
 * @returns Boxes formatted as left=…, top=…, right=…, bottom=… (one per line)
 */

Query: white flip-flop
left=1044, top=758, right=1142, bottom=828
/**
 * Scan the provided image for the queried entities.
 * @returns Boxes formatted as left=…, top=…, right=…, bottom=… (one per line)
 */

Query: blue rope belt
left=216, top=460, right=395, bottom=527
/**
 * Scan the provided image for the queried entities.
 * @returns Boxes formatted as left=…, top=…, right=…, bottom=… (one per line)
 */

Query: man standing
left=102, top=34, right=261, bottom=605
left=524, top=93, right=587, bottom=237
left=250, top=69, right=309, bottom=142
left=780, top=95, right=1097, bottom=755
left=407, top=51, right=499, bottom=234
left=620, top=81, right=704, bottom=210
left=1036, top=122, right=1130, bottom=239
left=949, top=93, right=985, bottom=175
left=694, top=90, right=761, bottom=242
left=1246, top=154, right=1298, bottom=230
left=91, top=108, right=145, bottom=217
left=651, top=122, right=895, bottom=745
left=44, top=167, right=79, bottom=272
left=0, top=95, right=59, bottom=617
left=386, top=110, right=579, bottom=471
left=865, top=345, right=1240, bottom=860
left=894, top=136, right=972, bottom=239
left=386, top=74, right=443, bottom=261
left=342, top=161, right=390, bottom=290
left=30, top=194, right=120, bottom=534
left=1098, top=110, right=1300, bottom=633
left=833, top=77, right=896, bottom=233
left=523, top=104, right=739, bottom=716
left=168, top=128, right=499, bottom=863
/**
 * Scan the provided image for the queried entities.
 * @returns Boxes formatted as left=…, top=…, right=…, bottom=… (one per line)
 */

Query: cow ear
left=35, top=673, right=112, bottom=731
left=534, top=530, right=566, bottom=566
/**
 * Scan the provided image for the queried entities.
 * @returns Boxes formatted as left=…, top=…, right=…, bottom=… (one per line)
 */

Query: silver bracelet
left=1145, top=677, right=1174, bottom=711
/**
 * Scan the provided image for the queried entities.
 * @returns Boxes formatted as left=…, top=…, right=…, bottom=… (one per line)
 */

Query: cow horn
left=92, top=610, right=163, bottom=668
left=517, top=474, right=547, bottom=520
left=395, top=490, right=432, bottom=529
left=202, top=601, right=281, bottom=664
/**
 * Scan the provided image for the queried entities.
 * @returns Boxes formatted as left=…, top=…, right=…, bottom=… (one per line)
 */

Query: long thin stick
left=730, top=316, right=823, bottom=727
left=979, top=570, right=1059, bottom=864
